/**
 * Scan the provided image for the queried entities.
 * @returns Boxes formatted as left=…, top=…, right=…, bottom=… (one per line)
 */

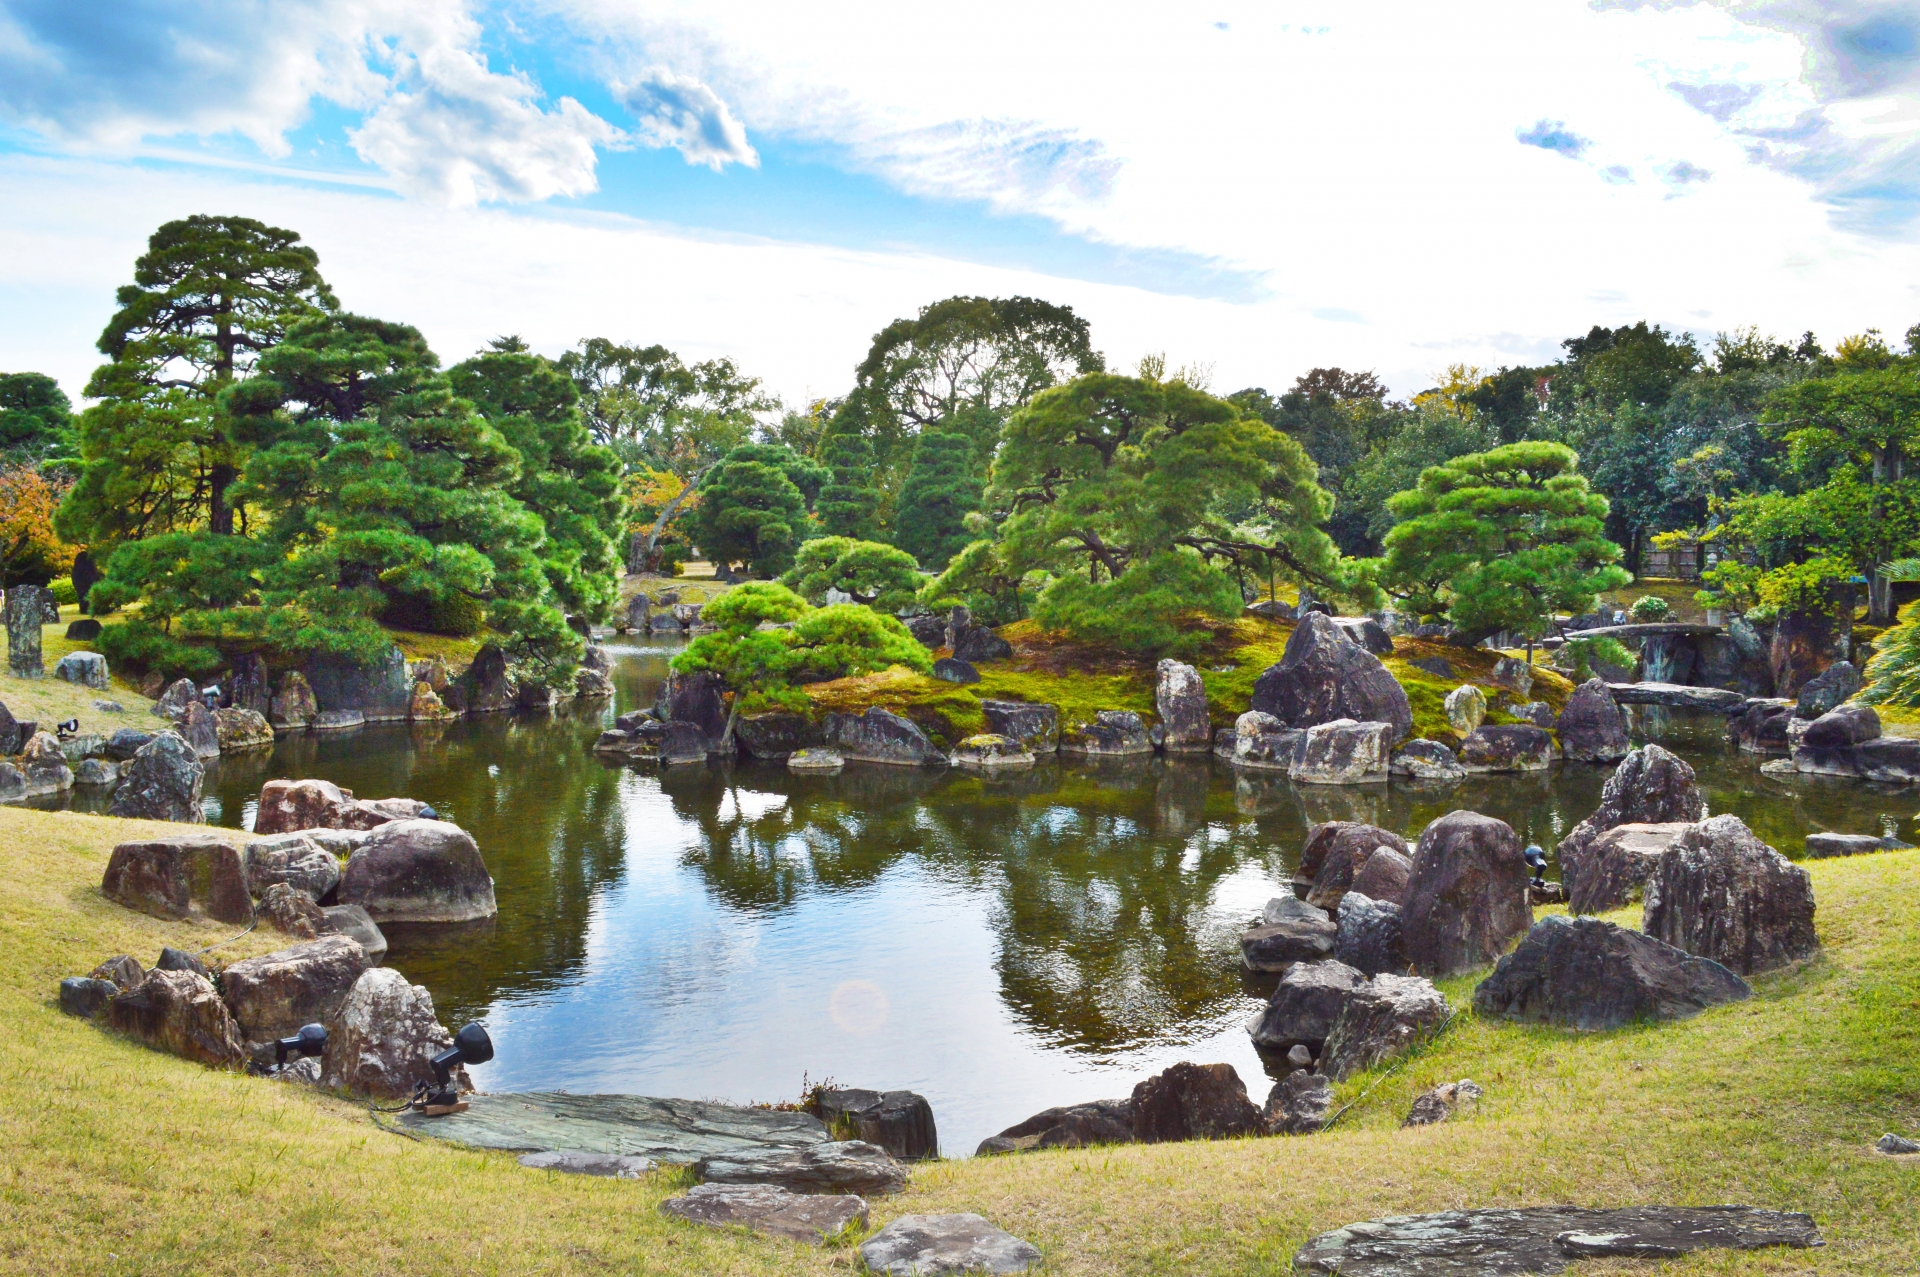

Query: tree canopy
left=0, top=373, right=75, bottom=466
left=684, top=443, right=827, bottom=578
left=892, top=431, right=981, bottom=571
left=556, top=338, right=774, bottom=476
left=780, top=536, right=922, bottom=611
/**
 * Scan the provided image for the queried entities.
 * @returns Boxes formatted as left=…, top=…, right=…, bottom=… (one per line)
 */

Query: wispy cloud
left=614, top=68, right=757, bottom=170
left=1516, top=118, right=1594, bottom=157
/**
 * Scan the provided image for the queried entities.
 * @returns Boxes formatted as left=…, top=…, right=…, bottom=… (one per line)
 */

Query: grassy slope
left=2, top=806, right=1916, bottom=1274
left=4, top=607, right=159, bottom=738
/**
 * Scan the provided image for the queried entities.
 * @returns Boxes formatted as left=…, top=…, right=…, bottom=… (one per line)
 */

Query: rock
left=103, top=727, right=154, bottom=761
left=220, top=934, right=371, bottom=1053
left=90, top=954, right=144, bottom=990
left=1231, top=710, right=1302, bottom=771
left=1639, top=632, right=1697, bottom=684
left=1247, top=958, right=1367, bottom=1052
left=661, top=1183, right=867, bottom=1244
left=1304, top=826, right=1412, bottom=909
left=1797, top=660, right=1861, bottom=718
left=1347, top=846, right=1414, bottom=906
left=1290, top=718, right=1392, bottom=784
left=1241, top=896, right=1337, bottom=971
left=0, top=701, right=20, bottom=755
left=1155, top=659, right=1213, bottom=752
left=269, top=671, right=319, bottom=730
left=697, top=1140, right=908, bottom=1197
left=0, top=761, right=24, bottom=801
left=931, top=657, right=979, bottom=684
left=319, top=903, right=388, bottom=963
left=975, top=1100, right=1134, bottom=1154
left=1409, top=656, right=1455, bottom=679
left=225, top=652, right=272, bottom=717
left=53, top=651, right=109, bottom=690
left=1457, top=724, right=1553, bottom=772
left=155, top=945, right=209, bottom=977
left=1264, top=1069, right=1333, bottom=1135
left=1331, top=616, right=1395, bottom=656
left=952, top=625, right=1013, bottom=663
left=515, top=682, right=559, bottom=713
left=787, top=748, right=845, bottom=773
left=1320, top=973, right=1450, bottom=1081
left=1729, top=698, right=1795, bottom=754
left=244, top=833, right=343, bottom=901
left=807, top=1088, right=938, bottom=1161
left=1568, top=822, right=1689, bottom=915
left=1293, top=1205, right=1822, bottom=1275
left=1401, top=810, right=1531, bottom=978
left=950, top=734, right=1034, bottom=770
left=320, top=967, right=457, bottom=1098
left=671, top=603, right=704, bottom=630
left=1059, top=709, right=1152, bottom=756
left=177, top=700, right=221, bottom=760
left=1444, top=684, right=1486, bottom=735
left=1556, top=678, right=1630, bottom=763
left=457, top=643, right=516, bottom=715
left=211, top=707, right=272, bottom=753
left=1250, top=613, right=1413, bottom=742
left=904, top=613, right=948, bottom=649
left=1473, top=915, right=1752, bottom=1030
left=1878, top=1133, right=1920, bottom=1155
left=826, top=707, right=945, bottom=766
left=254, top=778, right=354, bottom=833
left=1513, top=701, right=1556, bottom=729
left=1334, top=892, right=1407, bottom=975
left=597, top=718, right=710, bottom=765
left=1489, top=655, right=1534, bottom=697
left=1389, top=739, right=1464, bottom=782
left=980, top=700, right=1058, bottom=753
left=1128, top=1061, right=1264, bottom=1143
left=411, top=679, right=463, bottom=719
left=1556, top=744, right=1703, bottom=893
left=20, top=731, right=73, bottom=794
left=860, top=1214, right=1041, bottom=1276
left=304, top=645, right=412, bottom=723
left=1643, top=815, right=1819, bottom=975
left=60, top=976, right=120, bottom=1018
left=1799, top=703, right=1880, bottom=751
left=338, top=819, right=497, bottom=923
left=105, top=968, right=246, bottom=1067
left=256, top=882, right=326, bottom=937
left=65, top=617, right=103, bottom=642
left=59, top=732, right=106, bottom=764
left=622, top=593, right=652, bottom=633
left=521, top=1150, right=656, bottom=1178
left=101, top=833, right=251, bottom=923
left=1403, top=1079, right=1483, bottom=1127
left=5, top=584, right=47, bottom=677
left=72, top=757, right=119, bottom=786
left=734, top=711, right=826, bottom=761
left=1850, top=736, right=1920, bottom=783
left=1805, top=831, right=1904, bottom=858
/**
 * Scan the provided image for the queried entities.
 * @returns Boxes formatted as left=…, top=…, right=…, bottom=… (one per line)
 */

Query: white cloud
left=614, top=67, right=757, bottom=170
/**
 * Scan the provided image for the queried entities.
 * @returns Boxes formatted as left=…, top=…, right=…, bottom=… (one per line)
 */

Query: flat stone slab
left=393, top=1092, right=829, bottom=1162
left=860, top=1213, right=1042, bottom=1274
left=698, top=1138, right=908, bottom=1196
left=662, top=1183, right=867, bottom=1244
left=1607, top=683, right=1747, bottom=710
left=1293, top=1205, right=1821, bottom=1274
left=1578, top=623, right=1724, bottom=640
left=517, top=1150, right=655, bottom=1178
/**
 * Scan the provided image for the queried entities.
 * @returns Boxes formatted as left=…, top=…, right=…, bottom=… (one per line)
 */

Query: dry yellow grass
left=2, top=808, right=1917, bottom=1274
left=2, top=607, right=158, bottom=738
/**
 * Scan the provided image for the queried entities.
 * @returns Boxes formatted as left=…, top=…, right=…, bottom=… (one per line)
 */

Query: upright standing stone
left=1155, top=659, right=1213, bottom=752
left=228, top=652, right=273, bottom=717
left=1401, top=810, right=1532, bottom=978
left=1643, top=815, right=1819, bottom=975
left=5, top=584, right=47, bottom=678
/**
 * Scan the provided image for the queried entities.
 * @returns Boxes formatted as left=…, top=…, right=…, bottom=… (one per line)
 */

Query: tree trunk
left=208, top=463, right=236, bottom=536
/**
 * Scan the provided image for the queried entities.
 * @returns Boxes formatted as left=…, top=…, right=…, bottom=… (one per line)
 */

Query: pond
left=48, top=640, right=1920, bottom=1155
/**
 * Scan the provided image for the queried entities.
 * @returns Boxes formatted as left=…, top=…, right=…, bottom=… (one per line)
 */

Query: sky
left=6, top=0, right=1920, bottom=410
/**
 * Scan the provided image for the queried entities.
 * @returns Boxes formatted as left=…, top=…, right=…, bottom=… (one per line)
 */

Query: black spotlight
left=416, top=1022, right=493, bottom=1114
left=274, top=1023, right=328, bottom=1070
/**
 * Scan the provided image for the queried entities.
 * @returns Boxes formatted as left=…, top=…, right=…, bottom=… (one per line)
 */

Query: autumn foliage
left=0, top=464, right=77, bottom=589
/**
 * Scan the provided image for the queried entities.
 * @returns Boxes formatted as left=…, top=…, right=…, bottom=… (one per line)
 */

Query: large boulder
left=227, top=652, right=273, bottom=717
left=1389, top=739, right=1465, bottom=782
left=1555, top=744, right=1703, bottom=894
left=105, top=968, right=246, bottom=1067
left=1444, top=684, right=1486, bottom=735
left=320, top=967, right=457, bottom=1099
left=257, top=882, right=327, bottom=937
left=1489, top=656, right=1534, bottom=698
left=1155, top=660, right=1213, bottom=753
left=975, top=1100, right=1135, bottom=1155
left=596, top=718, right=709, bottom=765
left=220, top=935, right=371, bottom=1055
left=269, top=671, right=318, bottom=731
left=1304, top=825, right=1412, bottom=909
left=101, top=833, right=252, bottom=924
left=177, top=700, right=221, bottom=760
left=337, top=819, right=496, bottom=923
left=622, top=593, right=652, bottom=633
left=213, top=707, right=274, bottom=753
left=1347, top=846, right=1414, bottom=906
left=1331, top=616, right=1394, bottom=656
left=1457, top=725, right=1553, bottom=772
left=860, top=1214, right=1041, bottom=1276
left=1128, top=1062, right=1264, bottom=1143
left=60, top=977, right=121, bottom=1019
left=903, top=613, right=948, bottom=649
left=1643, top=815, right=1819, bottom=975
left=734, top=711, right=827, bottom=761
left=697, top=1140, right=908, bottom=1197
left=1567, top=822, right=1690, bottom=915
left=1796, top=660, right=1861, bottom=718
left=104, top=727, right=154, bottom=761
left=153, top=677, right=198, bottom=722
left=304, top=645, right=412, bottom=723
left=1320, top=973, right=1450, bottom=1080
left=659, top=1183, right=867, bottom=1246
left=1401, top=810, right=1531, bottom=978
left=950, top=734, right=1035, bottom=771
left=243, top=833, right=342, bottom=901
left=1059, top=710, right=1152, bottom=756
left=1794, top=704, right=1881, bottom=776
left=253, top=778, right=353, bottom=834
left=1729, top=698, right=1795, bottom=755
left=1247, top=958, right=1367, bottom=1053
left=826, top=707, right=945, bottom=766
left=320, top=904, right=388, bottom=964
left=457, top=643, right=516, bottom=714
left=931, top=657, right=979, bottom=685
left=1334, top=892, right=1407, bottom=975
left=1472, top=915, right=1752, bottom=1030
left=1556, top=678, right=1630, bottom=763
left=660, top=668, right=729, bottom=751
left=4, top=584, right=46, bottom=677
left=807, top=1088, right=938, bottom=1161
left=981, top=700, right=1058, bottom=753
left=20, top=731, right=73, bottom=794
left=952, top=625, right=1014, bottom=663
left=54, top=651, right=110, bottom=690
left=1250, top=613, right=1413, bottom=742
left=1290, top=719, right=1393, bottom=784
left=1231, top=710, right=1302, bottom=771
left=1264, top=1070, right=1334, bottom=1135
left=1241, top=896, right=1337, bottom=971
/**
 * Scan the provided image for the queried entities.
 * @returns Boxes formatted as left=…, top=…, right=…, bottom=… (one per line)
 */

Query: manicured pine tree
left=892, top=432, right=981, bottom=571
left=815, top=433, right=881, bottom=540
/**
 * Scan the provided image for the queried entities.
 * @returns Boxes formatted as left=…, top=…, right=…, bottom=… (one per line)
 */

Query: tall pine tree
left=815, top=433, right=881, bottom=540
left=892, top=432, right=981, bottom=571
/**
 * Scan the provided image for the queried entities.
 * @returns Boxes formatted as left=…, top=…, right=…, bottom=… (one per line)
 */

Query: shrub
left=1630, top=595, right=1671, bottom=621
left=781, top=537, right=923, bottom=612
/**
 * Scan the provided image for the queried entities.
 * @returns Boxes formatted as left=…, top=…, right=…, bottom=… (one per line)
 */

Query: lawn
left=2, top=606, right=159, bottom=737
left=1, top=804, right=1915, bottom=1274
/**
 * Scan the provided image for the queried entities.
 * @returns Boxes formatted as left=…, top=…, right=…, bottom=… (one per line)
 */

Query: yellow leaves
left=1411, top=363, right=1490, bottom=420
left=0, top=464, right=77, bottom=583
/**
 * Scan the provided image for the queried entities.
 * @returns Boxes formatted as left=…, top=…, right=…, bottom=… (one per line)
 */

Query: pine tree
left=815, top=434, right=881, bottom=540
left=892, top=432, right=980, bottom=571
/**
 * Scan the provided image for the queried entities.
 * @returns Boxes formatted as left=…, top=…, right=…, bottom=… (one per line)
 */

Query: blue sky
left=6, top=0, right=1920, bottom=407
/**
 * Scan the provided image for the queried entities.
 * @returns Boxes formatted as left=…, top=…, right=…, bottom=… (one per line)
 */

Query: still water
left=76, top=641, right=1920, bottom=1154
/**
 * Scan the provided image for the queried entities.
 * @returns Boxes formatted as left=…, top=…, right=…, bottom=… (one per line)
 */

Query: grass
left=622, top=571, right=735, bottom=608
left=2, top=806, right=1917, bottom=1274
left=3, top=607, right=159, bottom=738
left=1601, top=577, right=1708, bottom=623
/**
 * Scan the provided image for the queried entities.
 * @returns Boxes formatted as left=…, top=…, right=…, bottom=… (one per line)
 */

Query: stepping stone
left=860, top=1213, right=1041, bottom=1274
left=661, top=1183, right=866, bottom=1244
left=1293, top=1205, right=1821, bottom=1275
left=1879, top=1133, right=1920, bottom=1155
left=392, top=1092, right=830, bottom=1163
left=518, top=1150, right=655, bottom=1178
left=698, top=1139, right=907, bottom=1196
